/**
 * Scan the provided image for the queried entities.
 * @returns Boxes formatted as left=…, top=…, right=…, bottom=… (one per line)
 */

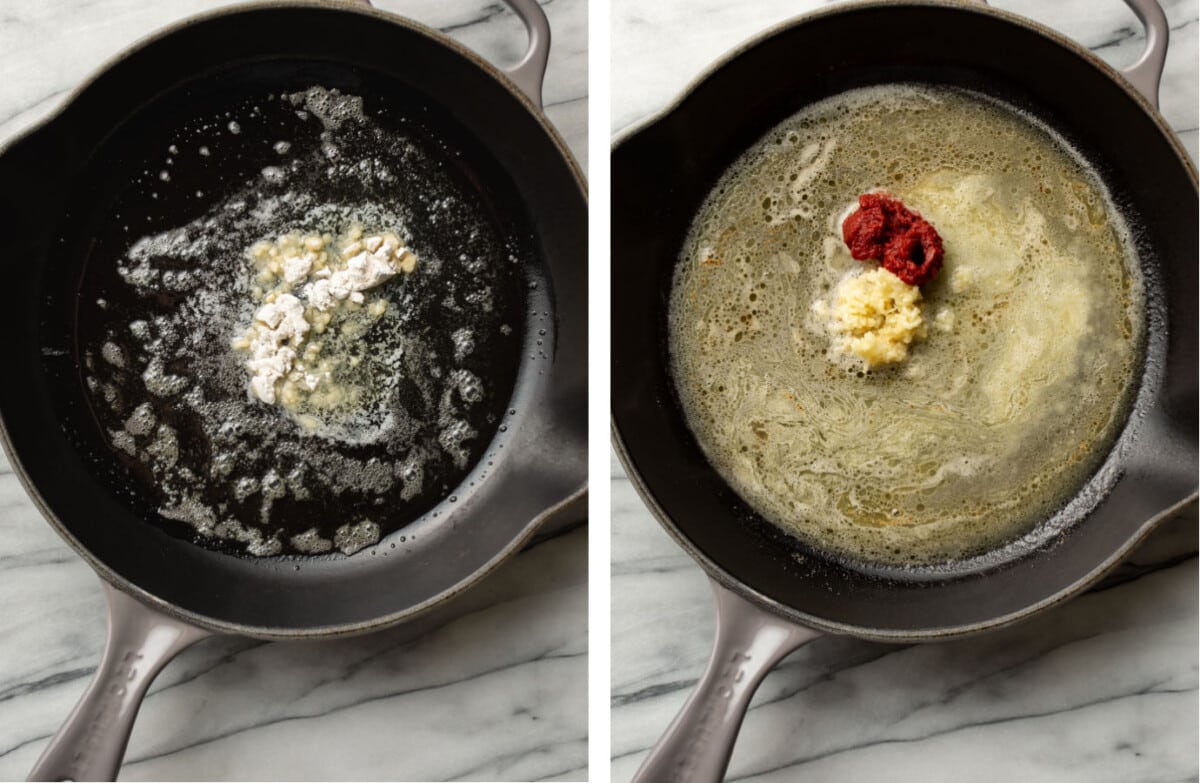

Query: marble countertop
left=610, top=1, right=1198, bottom=781
left=0, top=1, right=586, bottom=781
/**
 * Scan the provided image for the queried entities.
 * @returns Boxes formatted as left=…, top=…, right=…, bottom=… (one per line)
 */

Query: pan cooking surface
left=71, top=73, right=534, bottom=557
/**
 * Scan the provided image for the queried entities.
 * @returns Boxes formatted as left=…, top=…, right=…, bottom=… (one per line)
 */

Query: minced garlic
left=233, top=225, right=416, bottom=410
left=812, top=266, right=926, bottom=368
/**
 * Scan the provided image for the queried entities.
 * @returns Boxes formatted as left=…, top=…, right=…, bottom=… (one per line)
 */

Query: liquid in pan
left=78, top=86, right=530, bottom=557
left=668, top=85, right=1144, bottom=568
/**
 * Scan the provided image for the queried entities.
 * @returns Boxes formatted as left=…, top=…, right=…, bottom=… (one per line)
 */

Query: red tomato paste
left=842, top=193, right=944, bottom=286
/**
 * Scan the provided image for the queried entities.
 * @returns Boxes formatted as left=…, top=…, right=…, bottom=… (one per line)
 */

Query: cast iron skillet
left=0, top=1, right=586, bottom=779
left=611, top=0, right=1196, bottom=780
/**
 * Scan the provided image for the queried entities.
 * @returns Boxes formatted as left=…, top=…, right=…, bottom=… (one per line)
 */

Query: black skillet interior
left=0, top=5, right=586, bottom=633
left=74, top=64, right=537, bottom=558
left=611, top=3, right=1197, bottom=637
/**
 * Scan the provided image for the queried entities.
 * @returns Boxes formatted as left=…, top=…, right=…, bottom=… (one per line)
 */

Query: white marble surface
left=0, top=1, right=587, bottom=781
left=611, top=1, right=1199, bottom=781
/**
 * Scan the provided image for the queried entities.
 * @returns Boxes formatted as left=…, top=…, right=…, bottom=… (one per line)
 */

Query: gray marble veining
left=0, top=1, right=587, bottom=781
left=611, top=1, right=1198, bottom=781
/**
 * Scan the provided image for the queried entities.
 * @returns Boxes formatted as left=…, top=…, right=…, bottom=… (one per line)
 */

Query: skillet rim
left=612, top=0, right=1197, bottom=183
left=0, top=0, right=588, bottom=639
left=610, top=0, right=1198, bottom=642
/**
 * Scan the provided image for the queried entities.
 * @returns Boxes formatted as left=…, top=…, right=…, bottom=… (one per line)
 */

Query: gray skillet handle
left=355, top=0, right=551, bottom=110
left=631, top=579, right=821, bottom=783
left=1119, top=0, right=1169, bottom=108
left=972, top=0, right=1169, bottom=108
left=497, top=0, right=552, bottom=110
left=28, top=581, right=211, bottom=782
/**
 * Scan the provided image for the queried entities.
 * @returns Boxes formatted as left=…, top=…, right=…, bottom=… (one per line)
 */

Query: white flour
left=235, top=228, right=417, bottom=408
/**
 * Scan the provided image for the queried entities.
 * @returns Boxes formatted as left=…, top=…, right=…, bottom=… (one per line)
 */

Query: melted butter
left=668, top=85, right=1143, bottom=567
